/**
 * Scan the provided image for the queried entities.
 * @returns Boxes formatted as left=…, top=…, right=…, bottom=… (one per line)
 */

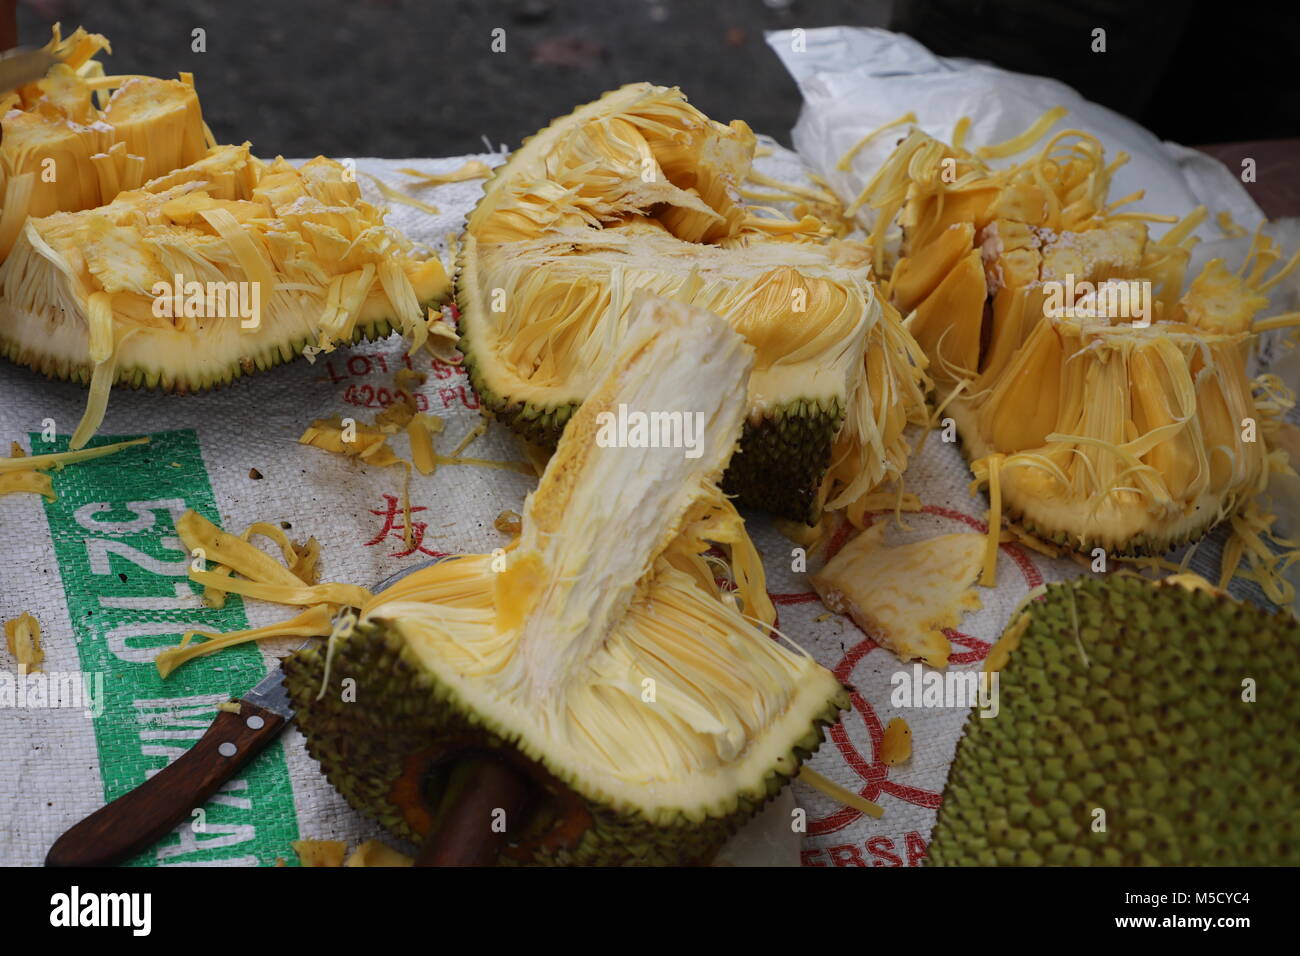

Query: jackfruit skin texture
left=929, top=576, right=1300, bottom=866
left=282, top=620, right=847, bottom=866
left=0, top=299, right=443, bottom=395
left=720, top=397, right=845, bottom=522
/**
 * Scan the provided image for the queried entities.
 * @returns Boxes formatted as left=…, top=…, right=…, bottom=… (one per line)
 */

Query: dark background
left=14, top=0, right=1299, bottom=158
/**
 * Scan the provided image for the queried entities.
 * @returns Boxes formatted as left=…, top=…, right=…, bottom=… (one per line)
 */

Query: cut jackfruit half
left=0, top=28, right=449, bottom=449
left=929, top=574, right=1300, bottom=865
left=283, top=295, right=848, bottom=865
left=811, top=524, right=985, bottom=668
left=855, top=117, right=1298, bottom=559
left=457, top=83, right=929, bottom=524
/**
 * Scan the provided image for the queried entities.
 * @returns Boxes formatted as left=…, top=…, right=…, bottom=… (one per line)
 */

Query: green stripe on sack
left=37, top=429, right=300, bottom=866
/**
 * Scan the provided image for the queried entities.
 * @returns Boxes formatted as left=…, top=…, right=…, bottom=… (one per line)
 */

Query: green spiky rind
left=928, top=575, right=1300, bottom=866
left=0, top=296, right=445, bottom=394
left=283, top=619, right=847, bottom=866
left=722, top=398, right=845, bottom=524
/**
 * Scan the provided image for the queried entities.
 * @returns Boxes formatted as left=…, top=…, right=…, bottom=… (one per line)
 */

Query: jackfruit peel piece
left=812, top=525, right=985, bottom=668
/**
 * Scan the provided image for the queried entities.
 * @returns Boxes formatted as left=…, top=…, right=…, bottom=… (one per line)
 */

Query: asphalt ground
left=15, top=1, right=1297, bottom=161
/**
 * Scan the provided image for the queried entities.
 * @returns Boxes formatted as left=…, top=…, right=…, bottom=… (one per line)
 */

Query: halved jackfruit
left=457, top=83, right=929, bottom=523
left=283, top=295, right=848, bottom=865
left=855, top=118, right=1297, bottom=559
left=0, top=27, right=209, bottom=249
left=0, top=28, right=449, bottom=449
left=930, top=574, right=1300, bottom=866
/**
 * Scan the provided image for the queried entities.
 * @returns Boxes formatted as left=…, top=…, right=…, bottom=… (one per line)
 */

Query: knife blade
left=45, top=559, right=440, bottom=867
left=0, top=48, right=57, bottom=94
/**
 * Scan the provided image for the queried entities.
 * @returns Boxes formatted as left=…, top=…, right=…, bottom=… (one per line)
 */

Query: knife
left=45, top=562, right=433, bottom=868
left=0, top=47, right=57, bottom=94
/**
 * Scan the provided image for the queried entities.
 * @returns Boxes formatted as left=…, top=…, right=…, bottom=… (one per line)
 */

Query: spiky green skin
left=720, top=399, right=845, bottom=520
left=282, top=620, right=846, bottom=866
left=928, top=576, right=1300, bottom=866
left=0, top=296, right=445, bottom=393
left=457, top=284, right=843, bottom=523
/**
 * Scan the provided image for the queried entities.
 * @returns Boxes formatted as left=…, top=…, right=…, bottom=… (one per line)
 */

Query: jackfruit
left=456, top=83, right=929, bottom=524
left=811, top=524, right=985, bottom=668
left=853, top=115, right=1298, bottom=561
left=0, top=28, right=449, bottom=449
left=929, top=574, right=1300, bottom=866
left=283, top=295, right=849, bottom=865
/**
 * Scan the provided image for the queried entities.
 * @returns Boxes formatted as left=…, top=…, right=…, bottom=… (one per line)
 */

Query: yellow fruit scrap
left=812, top=525, right=986, bottom=668
left=398, top=159, right=493, bottom=185
left=881, top=717, right=912, bottom=765
left=844, top=490, right=922, bottom=530
left=423, top=310, right=462, bottom=365
left=217, top=701, right=241, bottom=714
left=178, top=511, right=312, bottom=592
left=200, top=520, right=320, bottom=609
left=0, top=437, right=147, bottom=500
left=344, top=840, right=413, bottom=867
left=983, top=609, right=1031, bottom=674
left=291, top=840, right=347, bottom=868
left=155, top=509, right=369, bottom=677
left=406, top=416, right=443, bottom=476
left=797, top=766, right=884, bottom=819
left=494, top=509, right=522, bottom=536
left=299, top=415, right=404, bottom=468
left=156, top=605, right=335, bottom=679
left=4, top=612, right=43, bottom=674
left=363, top=172, right=441, bottom=216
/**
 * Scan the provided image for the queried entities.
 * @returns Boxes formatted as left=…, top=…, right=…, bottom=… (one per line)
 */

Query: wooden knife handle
left=416, top=754, right=533, bottom=867
left=45, top=702, right=286, bottom=867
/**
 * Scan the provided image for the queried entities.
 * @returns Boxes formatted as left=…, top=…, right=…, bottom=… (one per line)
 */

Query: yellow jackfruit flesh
left=0, top=28, right=449, bottom=450
left=458, top=84, right=930, bottom=524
